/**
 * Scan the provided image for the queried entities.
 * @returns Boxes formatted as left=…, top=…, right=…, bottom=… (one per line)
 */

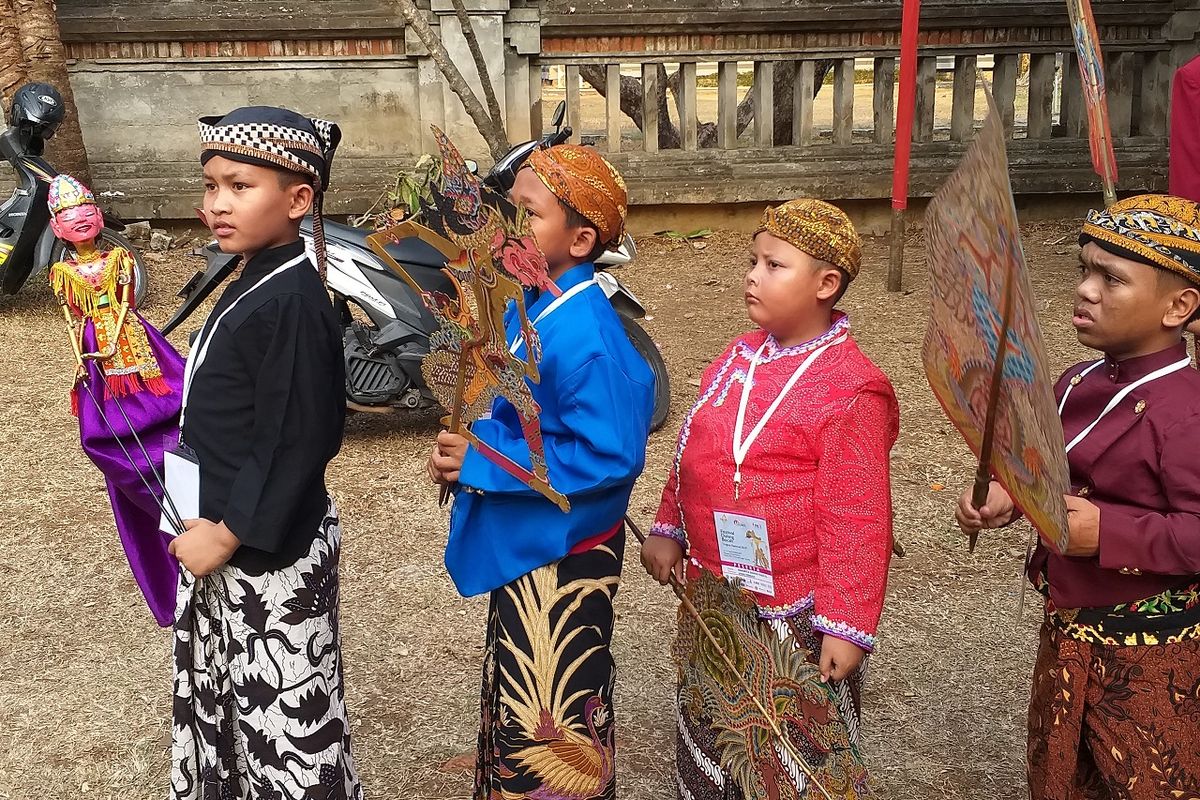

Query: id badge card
left=712, top=502, right=774, bottom=597
left=161, top=440, right=200, bottom=537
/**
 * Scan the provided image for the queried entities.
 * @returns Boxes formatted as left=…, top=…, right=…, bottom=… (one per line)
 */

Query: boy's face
left=745, top=231, right=843, bottom=340
left=1074, top=241, right=1199, bottom=357
left=510, top=167, right=597, bottom=273
left=202, top=156, right=312, bottom=259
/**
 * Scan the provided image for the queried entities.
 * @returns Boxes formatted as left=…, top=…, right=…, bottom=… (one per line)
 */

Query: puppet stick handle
left=438, top=357, right=472, bottom=506
left=970, top=261, right=1019, bottom=553
left=625, top=515, right=838, bottom=800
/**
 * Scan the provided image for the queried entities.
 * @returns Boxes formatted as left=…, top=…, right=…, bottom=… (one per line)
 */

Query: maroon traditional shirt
left=1028, top=341, right=1200, bottom=608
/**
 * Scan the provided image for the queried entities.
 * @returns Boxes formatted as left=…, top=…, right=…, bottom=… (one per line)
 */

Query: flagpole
left=888, top=0, right=922, bottom=292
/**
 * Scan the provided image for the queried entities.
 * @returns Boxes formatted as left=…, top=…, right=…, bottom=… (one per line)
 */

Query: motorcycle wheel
left=52, top=227, right=149, bottom=308
left=620, top=315, right=670, bottom=432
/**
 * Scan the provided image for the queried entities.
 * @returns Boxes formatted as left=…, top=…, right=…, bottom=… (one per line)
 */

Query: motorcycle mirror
left=551, top=100, right=566, bottom=129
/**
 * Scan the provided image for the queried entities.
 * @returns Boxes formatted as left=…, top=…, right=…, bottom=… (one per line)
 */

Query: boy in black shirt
left=167, top=106, right=361, bottom=800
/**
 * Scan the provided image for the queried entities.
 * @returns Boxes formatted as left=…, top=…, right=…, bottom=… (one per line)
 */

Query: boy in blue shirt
left=428, top=145, right=654, bottom=799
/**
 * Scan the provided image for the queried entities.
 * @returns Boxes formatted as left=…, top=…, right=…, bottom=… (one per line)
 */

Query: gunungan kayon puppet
left=48, top=174, right=184, bottom=626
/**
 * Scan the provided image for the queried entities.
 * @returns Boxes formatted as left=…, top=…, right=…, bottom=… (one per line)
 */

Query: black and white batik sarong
left=170, top=500, right=362, bottom=800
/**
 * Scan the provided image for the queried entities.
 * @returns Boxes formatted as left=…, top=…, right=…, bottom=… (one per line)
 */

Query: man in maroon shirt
left=1171, top=56, right=1200, bottom=203
left=957, top=195, right=1200, bottom=800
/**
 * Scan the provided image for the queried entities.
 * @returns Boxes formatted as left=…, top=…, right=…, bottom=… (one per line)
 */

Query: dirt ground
left=0, top=216, right=1094, bottom=800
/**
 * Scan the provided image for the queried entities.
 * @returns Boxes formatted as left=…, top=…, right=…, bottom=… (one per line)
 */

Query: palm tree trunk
left=14, top=0, right=91, bottom=185
left=0, top=0, right=28, bottom=113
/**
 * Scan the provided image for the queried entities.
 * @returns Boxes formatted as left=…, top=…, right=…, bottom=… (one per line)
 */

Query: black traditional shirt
left=182, top=239, right=345, bottom=573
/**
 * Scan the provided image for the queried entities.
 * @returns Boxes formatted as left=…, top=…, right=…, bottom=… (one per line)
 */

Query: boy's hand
left=640, top=535, right=685, bottom=586
left=955, top=481, right=1017, bottom=537
left=428, top=431, right=469, bottom=485
left=1064, top=495, right=1100, bottom=557
left=819, top=635, right=867, bottom=683
left=169, top=519, right=240, bottom=577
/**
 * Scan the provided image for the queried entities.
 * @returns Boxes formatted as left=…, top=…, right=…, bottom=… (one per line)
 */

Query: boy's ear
left=1164, top=285, right=1200, bottom=329
left=568, top=224, right=599, bottom=260
left=288, top=183, right=315, bottom=222
left=814, top=265, right=843, bottom=302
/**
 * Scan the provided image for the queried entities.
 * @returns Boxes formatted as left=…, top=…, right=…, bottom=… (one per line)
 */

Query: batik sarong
left=676, top=612, right=867, bottom=800
left=474, top=532, right=624, bottom=800
left=1028, top=593, right=1200, bottom=800
left=170, top=499, right=362, bottom=800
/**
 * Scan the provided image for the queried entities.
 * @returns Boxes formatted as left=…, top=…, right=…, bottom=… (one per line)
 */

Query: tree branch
left=579, top=64, right=680, bottom=149
left=448, top=0, right=506, bottom=137
left=395, top=0, right=510, bottom=161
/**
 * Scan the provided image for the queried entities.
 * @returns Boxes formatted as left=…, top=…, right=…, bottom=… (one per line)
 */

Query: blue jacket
left=444, top=263, right=656, bottom=596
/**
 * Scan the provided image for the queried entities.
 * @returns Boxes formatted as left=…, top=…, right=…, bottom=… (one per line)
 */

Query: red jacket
left=1170, top=56, right=1200, bottom=203
left=652, top=316, right=899, bottom=651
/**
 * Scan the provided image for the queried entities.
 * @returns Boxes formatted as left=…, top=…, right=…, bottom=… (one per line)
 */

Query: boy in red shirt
left=642, top=199, right=899, bottom=799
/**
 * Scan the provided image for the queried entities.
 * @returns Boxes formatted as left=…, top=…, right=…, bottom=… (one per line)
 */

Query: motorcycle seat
left=320, top=218, right=449, bottom=272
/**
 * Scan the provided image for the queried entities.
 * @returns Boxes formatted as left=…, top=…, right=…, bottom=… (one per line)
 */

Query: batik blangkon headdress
left=1080, top=194, right=1200, bottom=285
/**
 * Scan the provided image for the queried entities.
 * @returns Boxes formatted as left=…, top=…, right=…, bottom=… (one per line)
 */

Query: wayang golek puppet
left=48, top=174, right=184, bottom=626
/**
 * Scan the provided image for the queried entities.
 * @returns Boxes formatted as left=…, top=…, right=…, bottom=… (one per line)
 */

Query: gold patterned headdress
left=756, top=199, right=862, bottom=279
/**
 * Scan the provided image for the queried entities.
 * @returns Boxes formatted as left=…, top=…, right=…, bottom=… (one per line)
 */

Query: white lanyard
left=509, top=278, right=597, bottom=355
left=731, top=333, right=846, bottom=498
left=1060, top=355, right=1191, bottom=454
left=179, top=254, right=307, bottom=430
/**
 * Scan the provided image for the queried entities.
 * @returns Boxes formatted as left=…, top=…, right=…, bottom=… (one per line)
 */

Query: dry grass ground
left=0, top=217, right=1093, bottom=799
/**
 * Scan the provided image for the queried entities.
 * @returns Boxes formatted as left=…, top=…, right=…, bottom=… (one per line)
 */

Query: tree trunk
left=395, top=0, right=510, bottom=161
left=579, top=64, right=681, bottom=149
left=448, top=0, right=505, bottom=136
left=0, top=0, right=28, bottom=113
left=14, top=0, right=91, bottom=184
left=695, top=59, right=835, bottom=148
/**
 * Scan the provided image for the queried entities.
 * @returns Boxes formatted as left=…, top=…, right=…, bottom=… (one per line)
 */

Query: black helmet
left=10, top=83, right=66, bottom=140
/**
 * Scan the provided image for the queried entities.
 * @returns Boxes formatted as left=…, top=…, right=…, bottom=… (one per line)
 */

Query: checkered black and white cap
left=199, top=106, right=342, bottom=279
left=198, top=106, right=340, bottom=190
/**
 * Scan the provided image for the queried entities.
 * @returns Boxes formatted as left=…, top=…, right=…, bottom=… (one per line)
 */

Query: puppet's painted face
left=50, top=202, right=104, bottom=244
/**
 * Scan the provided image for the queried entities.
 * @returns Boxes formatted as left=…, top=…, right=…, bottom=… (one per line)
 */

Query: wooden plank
left=1026, top=52, right=1056, bottom=139
left=642, top=62, right=660, bottom=153
left=718, top=60, right=739, bottom=150
left=991, top=53, right=1020, bottom=136
left=833, top=57, right=855, bottom=145
left=566, top=65, right=582, bottom=144
left=606, top=63, right=621, bottom=153
left=1059, top=52, right=1085, bottom=139
left=1139, top=49, right=1170, bottom=136
left=1107, top=50, right=1135, bottom=137
left=681, top=61, right=699, bottom=151
left=754, top=61, right=775, bottom=147
left=794, top=60, right=815, bottom=146
left=950, top=54, right=978, bottom=142
left=873, top=57, right=895, bottom=144
left=914, top=56, right=937, bottom=143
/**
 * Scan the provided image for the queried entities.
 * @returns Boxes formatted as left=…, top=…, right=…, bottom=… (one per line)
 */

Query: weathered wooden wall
left=44, top=0, right=1200, bottom=218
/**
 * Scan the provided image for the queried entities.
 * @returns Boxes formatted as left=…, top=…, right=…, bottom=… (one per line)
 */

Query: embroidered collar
left=735, top=312, right=851, bottom=365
